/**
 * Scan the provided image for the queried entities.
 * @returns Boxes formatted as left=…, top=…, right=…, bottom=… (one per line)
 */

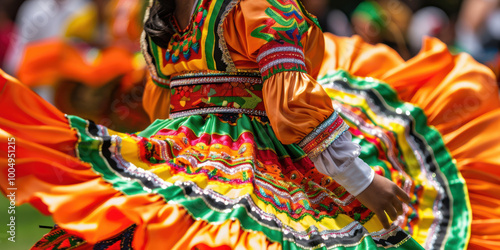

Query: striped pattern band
left=299, top=112, right=350, bottom=159
left=257, top=40, right=307, bottom=81
left=167, top=71, right=267, bottom=118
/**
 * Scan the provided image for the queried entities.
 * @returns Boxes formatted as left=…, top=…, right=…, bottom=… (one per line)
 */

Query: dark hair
left=144, top=0, right=176, bottom=48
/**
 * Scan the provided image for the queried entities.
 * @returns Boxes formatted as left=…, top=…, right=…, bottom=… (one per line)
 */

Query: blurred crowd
left=302, top=0, right=500, bottom=77
left=0, top=0, right=150, bottom=132
left=0, top=0, right=499, bottom=131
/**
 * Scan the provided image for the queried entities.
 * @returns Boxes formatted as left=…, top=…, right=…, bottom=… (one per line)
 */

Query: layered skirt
left=1, top=36, right=500, bottom=249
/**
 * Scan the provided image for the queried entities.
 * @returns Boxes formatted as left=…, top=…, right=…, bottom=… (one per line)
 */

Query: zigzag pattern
left=250, top=0, right=310, bottom=46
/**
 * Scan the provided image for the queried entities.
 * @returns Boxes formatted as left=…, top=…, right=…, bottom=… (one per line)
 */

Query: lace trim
left=170, top=107, right=267, bottom=119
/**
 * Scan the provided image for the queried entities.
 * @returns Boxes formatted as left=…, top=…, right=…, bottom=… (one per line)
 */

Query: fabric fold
left=321, top=34, right=500, bottom=250
left=262, top=71, right=336, bottom=144
left=311, top=132, right=375, bottom=196
left=0, top=70, right=283, bottom=249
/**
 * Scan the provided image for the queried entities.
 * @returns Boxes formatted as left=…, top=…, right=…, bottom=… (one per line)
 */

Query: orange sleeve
left=142, top=76, right=171, bottom=122
left=262, top=72, right=334, bottom=144
left=224, top=0, right=346, bottom=147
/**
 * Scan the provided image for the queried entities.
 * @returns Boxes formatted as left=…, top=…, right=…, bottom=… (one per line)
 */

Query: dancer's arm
left=224, top=0, right=409, bottom=229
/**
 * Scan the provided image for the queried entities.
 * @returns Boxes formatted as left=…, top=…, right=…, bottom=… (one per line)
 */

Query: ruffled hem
left=322, top=34, right=500, bottom=249
left=1, top=68, right=423, bottom=250
left=6, top=34, right=498, bottom=249
left=0, top=70, right=282, bottom=249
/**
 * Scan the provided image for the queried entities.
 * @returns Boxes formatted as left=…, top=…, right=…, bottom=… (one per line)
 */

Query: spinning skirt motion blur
left=1, top=36, right=500, bottom=249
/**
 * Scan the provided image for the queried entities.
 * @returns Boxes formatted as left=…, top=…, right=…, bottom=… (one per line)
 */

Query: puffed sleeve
left=224, top=1, right=344, bottom=150
left=224, top=0, right=374, bottom=195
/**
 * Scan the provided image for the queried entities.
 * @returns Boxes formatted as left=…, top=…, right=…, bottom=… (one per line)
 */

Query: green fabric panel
left=148, top=38, right=170, bottom=79
left=68, top=113, right=421, bottom=249
left=139, top=114, right=304, bottom=158
left=318, top=70, right=471, bottom=250
left=204, top=0, right=223, bottom=70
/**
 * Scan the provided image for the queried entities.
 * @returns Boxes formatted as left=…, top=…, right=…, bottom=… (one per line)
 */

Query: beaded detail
left=170, top=107, right=267, bottom=119
left=169, top=71, right=266, bottom=118
left=162, top=1, right=207, bottom=65
left=299, top=112, right=350, bottom=159
left=298, top=112, right=340, bottom=148
left=257, top=40, right=307, bottom=80
left=151, top=74, right=171, bottom=88
left=172, top=70, right=260, bottom=79
left=170, top=75, right=261, bottom=88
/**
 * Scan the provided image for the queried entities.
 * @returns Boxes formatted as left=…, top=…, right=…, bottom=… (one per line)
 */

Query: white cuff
left=310, top=132, right=375, bottom=196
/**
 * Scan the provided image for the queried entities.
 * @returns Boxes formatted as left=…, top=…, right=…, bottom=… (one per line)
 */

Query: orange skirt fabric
left=0, top=70, right=282, bottom=249
left=320, top=34, right=500, bottom=250
left=1, top=35, right=500, bottom=250
left=17, top=39, right=137, bottom=88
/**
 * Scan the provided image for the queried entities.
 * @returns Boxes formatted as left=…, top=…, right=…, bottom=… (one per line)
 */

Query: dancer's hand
left=355, top=174, right=411, bottom=229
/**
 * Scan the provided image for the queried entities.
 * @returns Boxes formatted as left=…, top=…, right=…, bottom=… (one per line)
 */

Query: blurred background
left=0, top=0, right=499, bottom=248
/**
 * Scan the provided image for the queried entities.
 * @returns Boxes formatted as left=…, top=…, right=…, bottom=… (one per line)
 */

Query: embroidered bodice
left=141, top=0, right=343, bottom=149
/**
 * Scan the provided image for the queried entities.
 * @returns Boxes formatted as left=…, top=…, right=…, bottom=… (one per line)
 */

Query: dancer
left=1, top=0, right=499, bottom=249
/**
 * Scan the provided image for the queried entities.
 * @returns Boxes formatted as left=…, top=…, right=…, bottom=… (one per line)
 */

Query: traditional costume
left=1, top=0, right=500, bottom=249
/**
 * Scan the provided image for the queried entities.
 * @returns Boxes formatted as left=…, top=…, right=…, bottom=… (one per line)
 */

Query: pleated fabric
left=320, top=34, right=500, bottom=250
left=1, top=33, right=499, bottom=250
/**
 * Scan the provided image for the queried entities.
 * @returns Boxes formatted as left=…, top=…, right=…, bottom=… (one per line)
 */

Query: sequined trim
left=307, top=123, right=349, bottom=159
left=257, top=40, right=307, bottom=80
left=82, top=122, right=357, bottom=243
left=151, top=70, right=262, bottom=89
left=170, top=107, right=267, bottom=119
left=324, top=78, right=448, bottom=249
left=170, top=75, right=262, bottom=87
left=167, top=71, right=265, bottom=116
left=300, top=113, right=350, bottom=159
left=171, top=70, right=260, bottom=79
left=298, top=112, right=340, bottom=148
left=256, top=46, right=305, bottom=62
left=217, top=0, right=239, bottom=72
left=260, top=58, right=307, bottom=74
left=69, top=113, right=415, bottom=249
left=151, top=74, right=171, bottom=88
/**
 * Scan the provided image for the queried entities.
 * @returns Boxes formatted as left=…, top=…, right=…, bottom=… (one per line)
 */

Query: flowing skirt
left=1, top=36, right=500, bottom=250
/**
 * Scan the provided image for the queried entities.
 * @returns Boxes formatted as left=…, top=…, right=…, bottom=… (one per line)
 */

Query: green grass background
left=0, top=196, right=54, bottom=249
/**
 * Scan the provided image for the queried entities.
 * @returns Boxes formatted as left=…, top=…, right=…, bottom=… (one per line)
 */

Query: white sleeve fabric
left=311, top=131, right=375, bottom=196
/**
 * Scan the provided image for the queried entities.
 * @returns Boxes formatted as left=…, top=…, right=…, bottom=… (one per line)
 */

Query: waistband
left=152, top=71, right=267, bottom=119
